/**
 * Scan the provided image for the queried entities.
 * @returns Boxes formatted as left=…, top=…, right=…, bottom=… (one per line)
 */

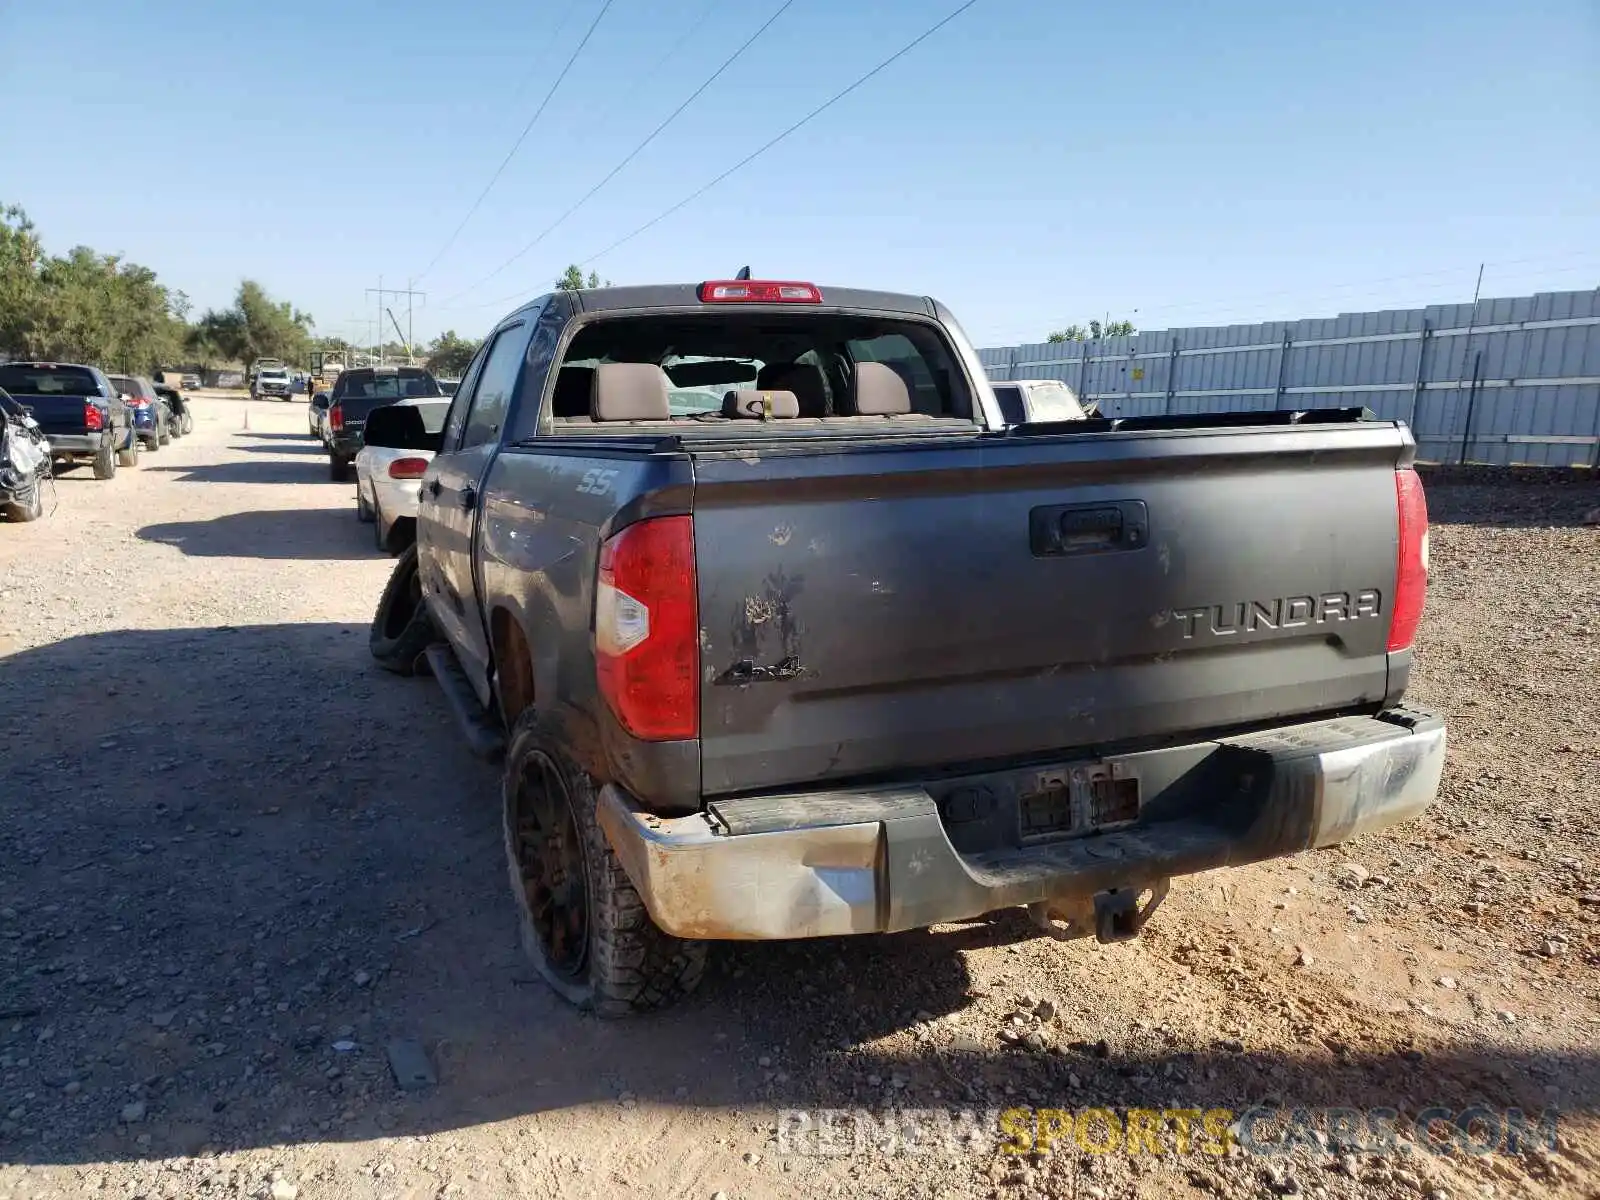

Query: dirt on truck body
left=367, top=278, right=1443, bottom=1016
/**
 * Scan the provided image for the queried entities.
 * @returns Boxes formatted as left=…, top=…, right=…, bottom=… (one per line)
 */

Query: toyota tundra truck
left=367, top=279, right=1443, bottom=1016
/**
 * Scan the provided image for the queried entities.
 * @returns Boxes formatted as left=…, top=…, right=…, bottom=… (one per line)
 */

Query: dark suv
left=324, top=366, right=442, bottom=480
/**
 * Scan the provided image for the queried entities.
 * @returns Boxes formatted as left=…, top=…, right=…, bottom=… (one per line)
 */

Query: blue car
left=107, top=374, right=170, bottom=450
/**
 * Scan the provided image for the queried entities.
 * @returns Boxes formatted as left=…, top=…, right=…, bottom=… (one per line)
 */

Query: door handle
left=427, top=478, right=442, bottom=498
left=459, top=486, right=477, bottom=511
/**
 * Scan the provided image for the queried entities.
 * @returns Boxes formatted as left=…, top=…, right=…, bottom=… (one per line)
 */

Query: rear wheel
left=503, top=709, right=707, bottom=1016
left=373, top=498, right=388, bottom=550
left=356, top=483, right=374, bottom=523
left=94, top=438, right=118, bottom=479
left=157, top=418, right=171, bottom=446
left=329, top=455, right=351, bottom=482
left=368, top=543, right=435, bottom=675
left=180, top=412, right=194, bottom=435
left=116, top=433, right=139, bottom=468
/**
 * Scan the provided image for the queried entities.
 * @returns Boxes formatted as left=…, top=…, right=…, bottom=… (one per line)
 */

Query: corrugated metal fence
left=977, top=288, right=1600, bottom=467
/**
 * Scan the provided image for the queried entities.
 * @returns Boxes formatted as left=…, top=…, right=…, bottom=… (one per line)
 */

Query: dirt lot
left=0, top=398, right=1596, bottom=1200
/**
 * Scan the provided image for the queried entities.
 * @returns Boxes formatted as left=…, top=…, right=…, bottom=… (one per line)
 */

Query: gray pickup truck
left=368, top=279, right=1442, bottom=1016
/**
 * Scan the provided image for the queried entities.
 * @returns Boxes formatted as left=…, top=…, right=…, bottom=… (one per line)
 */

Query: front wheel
left=3, top=476, right=43, bottom=522
left=93, top=438, right=117, bottom=479
left=503, top=710, right=708, bottom=1016
left=368, top=542, right=435, bottom=675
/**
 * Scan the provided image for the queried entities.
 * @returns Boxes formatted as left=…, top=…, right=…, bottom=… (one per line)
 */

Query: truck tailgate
left=9, top=394, right=93, bottom=437
left=692, top=423, right=1407, bottom=796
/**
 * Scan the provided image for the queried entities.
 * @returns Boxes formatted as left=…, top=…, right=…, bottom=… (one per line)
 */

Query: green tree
left=190, top=280, right=314, bottom=370
left=1046, top=318, right=1136, bottom=343
left=555, top=264, right=610, bottom=291
left=425, top=329, right=481, bottom=376
left=0, top=205, right=45, bottom=356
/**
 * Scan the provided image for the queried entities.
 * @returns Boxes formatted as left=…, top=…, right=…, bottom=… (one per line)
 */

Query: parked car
left=0, top=387, right=50, bottom=521
left=323, top=366, right=442, bottom=481
left=152, top=382, right=193, bottom=437
left=989, top=378, right=1090, bottom=425
left=180, top=373, right=201, bottom=390
left=308, top=391, right=332, bottom=438
left=252, top=366, right=294, bottom=401
left=0, top=361, right=138, bottom=478
left=354, top=398, right=451, bottom=552
left=437, top=377, right=462, bottom=396
left=108, top=375, right=170, bottom=450
left=366, top=278, right=1442, bottom=1016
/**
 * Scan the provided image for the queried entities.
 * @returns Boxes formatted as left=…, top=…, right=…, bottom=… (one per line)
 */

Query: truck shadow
left=231, top=442, right=328, bottom=457
left=0, top=623, right=1591, bottom=1170
left=138, top=509, right=372, bottom=560
left=142, top=457, right=339, bottom=485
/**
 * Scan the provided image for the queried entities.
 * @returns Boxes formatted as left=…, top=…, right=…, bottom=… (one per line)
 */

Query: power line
left=414, top=0, right=617, bottom=284
left=449, top=0, right=983, bottom=315
left=440, top=0, right=799, bottom=305
left=588, top=0, right=726, bottom=132
left=574, top=0, right=982, bottom=267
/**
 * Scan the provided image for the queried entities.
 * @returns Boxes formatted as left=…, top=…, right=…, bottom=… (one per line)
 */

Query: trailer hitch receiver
left=1093, top=880, right=1169, bottom=943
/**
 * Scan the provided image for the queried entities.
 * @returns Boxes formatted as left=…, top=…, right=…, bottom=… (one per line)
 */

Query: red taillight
left=698, top=279, right=822, bottom=304
left=594, top=516, right=698, bottom=741
left=388, top=457, right=429, bottom=479
left=1387, top=467, right=1430, bottom=652
left=329, top=404, right=344, bottom=431
left=84, top=402, right=103, bottom=431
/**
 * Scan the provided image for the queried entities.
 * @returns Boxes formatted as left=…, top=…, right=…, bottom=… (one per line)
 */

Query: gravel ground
left=0, top=399, right=1596, bottom=1200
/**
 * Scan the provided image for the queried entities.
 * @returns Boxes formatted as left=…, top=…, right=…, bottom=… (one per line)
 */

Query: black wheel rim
left=511, top=751, right=588, bottom=980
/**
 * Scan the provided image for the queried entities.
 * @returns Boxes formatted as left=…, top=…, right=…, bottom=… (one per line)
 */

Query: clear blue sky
left=2, top=0, right=1596, bottom=350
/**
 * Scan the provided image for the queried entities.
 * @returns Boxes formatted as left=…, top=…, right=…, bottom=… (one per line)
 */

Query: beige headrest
left=851, top=361, right=912, bottom=415
left=722, top=389, right=800, bottom=419
left=592, top=363, right=671, bottom=421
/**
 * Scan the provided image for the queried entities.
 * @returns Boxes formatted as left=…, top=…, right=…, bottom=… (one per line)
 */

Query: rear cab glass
left=334, top=369, right=441, bottom=402
left=0, top=365, right=101, bottom=397
left=408, top=400, right=451, bottom=434
left=539, top=311, right=976, bottom=429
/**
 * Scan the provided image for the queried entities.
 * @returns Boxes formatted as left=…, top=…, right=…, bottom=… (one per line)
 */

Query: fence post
left=1273, top=333, right=1293, bottom=409
left=1077, top=343, right=1089, bottom=405
left=1408, top=321, right=1431, bottom=433
left=1165, top=337, right=1179, bottom=415
left=1458, top=349, right=1483, bottom=465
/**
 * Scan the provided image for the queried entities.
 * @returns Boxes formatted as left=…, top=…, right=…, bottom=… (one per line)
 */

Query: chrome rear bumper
left=597, top=707, right=1446, bottom=941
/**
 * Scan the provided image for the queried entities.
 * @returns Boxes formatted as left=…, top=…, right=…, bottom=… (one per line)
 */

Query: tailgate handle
left=1031, top=500, right=1148, bottom=557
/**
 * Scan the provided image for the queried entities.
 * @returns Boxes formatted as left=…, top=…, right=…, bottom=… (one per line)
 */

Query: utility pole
left=367, top=279, right=427, bottom=366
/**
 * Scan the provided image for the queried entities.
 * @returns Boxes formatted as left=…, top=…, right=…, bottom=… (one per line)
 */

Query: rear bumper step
left=596, top=707, right=1446, bottom=941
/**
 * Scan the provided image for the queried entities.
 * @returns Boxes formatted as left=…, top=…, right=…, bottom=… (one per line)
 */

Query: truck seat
left=722, top=389, right=799, bottom=419
left=755, top=362, right=829, bottom=416
left=592, top=363, right=671, bottom=421
left=551, top=366, right=595, bottom=418
left=847, top=361, right=913, bottom=416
